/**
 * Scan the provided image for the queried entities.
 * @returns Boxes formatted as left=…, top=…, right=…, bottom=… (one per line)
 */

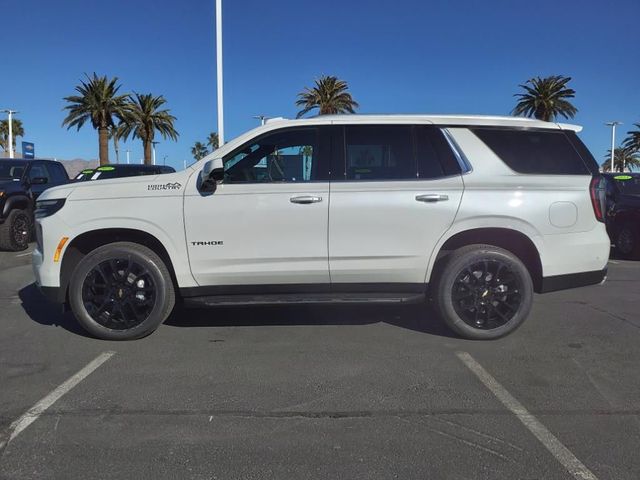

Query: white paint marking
left=15, top=251, right=32, bottom=257
left=608, top=260, right=619, bottom=265
left=2, top=351, right=115, bottom=447
left=456, top=351, right=598, bottom=480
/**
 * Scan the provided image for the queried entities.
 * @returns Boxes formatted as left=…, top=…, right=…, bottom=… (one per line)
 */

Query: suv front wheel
left=432, top=244, right=533, bottom=340
left=0, top=209, right=31, bottom=251
left=69, top=242, right=175, bottom=340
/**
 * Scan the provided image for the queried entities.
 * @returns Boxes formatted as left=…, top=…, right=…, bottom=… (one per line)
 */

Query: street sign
left=22, top=141, right=35, bottom=159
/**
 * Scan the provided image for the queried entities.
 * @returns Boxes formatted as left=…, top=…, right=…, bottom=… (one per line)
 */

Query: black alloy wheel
left=451, top=259, right=522, bottom=330
left=69, top=242, right=175, bottom=340
left=432, top=244, right=533, bottom=340
left=11, top=211, right=30, bottom=249
left=82, top=257, right=157, bottom=330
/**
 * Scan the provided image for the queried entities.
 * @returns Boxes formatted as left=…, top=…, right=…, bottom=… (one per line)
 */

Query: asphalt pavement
left=0, top=246, right=638, bottom=479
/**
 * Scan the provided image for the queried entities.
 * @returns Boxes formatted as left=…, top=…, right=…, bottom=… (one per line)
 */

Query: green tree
left=119, top=93, right=179, bottom=165
left=207, top=132, right=219, bottom=151
left=512, top=75, right=578, bottom=122
left=623, top=123, right=640, bottom=153
left=0, top=119, right=25, bottom=152
left=296, top=75, right=359, bottom=118
left=601, top=147, right=640, bottom=172
left=62, top=73, right=129, bottom=165
left=191, top=141, right=208, bottom=161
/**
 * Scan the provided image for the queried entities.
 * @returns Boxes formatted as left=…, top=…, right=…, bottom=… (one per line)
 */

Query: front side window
left=28, top=163, right=51, bottom=182
left=224, top=128, right=320, bottom=183
left=344, top=126, right=415, bottom=181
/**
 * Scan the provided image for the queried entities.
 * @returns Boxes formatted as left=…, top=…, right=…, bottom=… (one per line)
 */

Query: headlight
left=35, top=199, right=66, bottom=219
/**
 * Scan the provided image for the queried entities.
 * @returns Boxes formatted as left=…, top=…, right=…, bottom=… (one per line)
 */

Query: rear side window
left=344, top=126, right=415, bottom=181
left=49, top=163, right=68, bottom=183
left=472, top=128, right=591, bottom=175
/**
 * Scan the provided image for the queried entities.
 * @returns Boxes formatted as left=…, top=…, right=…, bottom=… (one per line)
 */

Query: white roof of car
left=200, top=114, right=582, bottom=163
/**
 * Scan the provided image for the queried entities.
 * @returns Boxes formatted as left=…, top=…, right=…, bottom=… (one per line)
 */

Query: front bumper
left=32, top=245, right=66, bottom=304
left=539, top=267, right=608, bottom=293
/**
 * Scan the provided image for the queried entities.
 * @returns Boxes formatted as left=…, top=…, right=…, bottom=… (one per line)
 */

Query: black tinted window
left=472, top=128, right=591, bottom=175
left=224, top=128, right=321, bottom=183
left=344, top=126, right=415, bottom=180
left=29, top=163, right=51, bottom=181
left=415, top=127, right=461, bottom=178
left=49, top=163, right=68, bottom=183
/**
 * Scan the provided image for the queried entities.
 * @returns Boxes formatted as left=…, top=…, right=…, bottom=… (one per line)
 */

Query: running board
left=183, top=292, right=425, bottom=308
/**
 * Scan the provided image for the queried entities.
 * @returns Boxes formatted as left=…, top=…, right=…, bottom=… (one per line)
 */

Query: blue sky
left=1, top=0, right=638, bottom=170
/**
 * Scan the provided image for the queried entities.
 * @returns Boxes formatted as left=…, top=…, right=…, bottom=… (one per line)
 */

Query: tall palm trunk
left=113, top=135, right=120, bottom=164
left=98, top=127, right=109, bottom=165
left=143, top=140, right=152, bottom=165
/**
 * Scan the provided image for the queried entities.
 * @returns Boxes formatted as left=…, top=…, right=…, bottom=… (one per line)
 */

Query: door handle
left=416, top=194, right=449, bottom=203
left=290, top=195, right=323, bottom=204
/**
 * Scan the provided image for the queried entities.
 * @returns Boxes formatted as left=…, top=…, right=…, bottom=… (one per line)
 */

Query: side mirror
left=30, top=177, right=48, bottom=185
left=199, top=158, right=224, bottom=192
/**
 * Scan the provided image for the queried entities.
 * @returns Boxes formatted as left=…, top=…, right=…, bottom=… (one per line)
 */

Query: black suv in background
left=604, top=173, right=640, bottom=259
left=0, top=158, right=69, bottom=251
left=73, top=164, right=175, bottom=182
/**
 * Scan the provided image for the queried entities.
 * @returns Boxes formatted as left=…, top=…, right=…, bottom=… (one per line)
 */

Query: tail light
left=589, top=175, right=606, bottom=223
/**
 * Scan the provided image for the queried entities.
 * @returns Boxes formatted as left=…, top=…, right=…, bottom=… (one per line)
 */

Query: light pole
left=605, top=121, right=622, bottom=172
left=253, top=115, right=270, bottom=126
left=2, top=109, right=18, bottom=158
left=126, top=149, right=130, bottom=164
left=152, top=141, right=159, bottom=165
left=216, top=0, right=224, bottom=145
left=163, top=155, right=168, bottom=166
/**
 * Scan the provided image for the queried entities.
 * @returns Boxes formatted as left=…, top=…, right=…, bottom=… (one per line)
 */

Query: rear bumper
left=539, top=268, right=607, bottom=293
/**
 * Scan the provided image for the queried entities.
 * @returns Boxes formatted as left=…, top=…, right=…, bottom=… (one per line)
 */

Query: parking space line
left=0, top=351, right=115, bottom=450
left=456, top=351, right=598, bottom=480
left=15, top=252, right=32, bottom=257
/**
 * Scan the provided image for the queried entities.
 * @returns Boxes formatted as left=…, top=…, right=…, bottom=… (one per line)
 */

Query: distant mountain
left=59, top=158, right=99, bottom=178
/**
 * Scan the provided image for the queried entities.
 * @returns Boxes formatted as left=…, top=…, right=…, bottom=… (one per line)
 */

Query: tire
left=0, top=209, right=31, bottom=251
left=432, top=244, right=533, bottom=340
left=68, top=242, right=175, bottom=340
left=616, top=225, right=639, bottom=259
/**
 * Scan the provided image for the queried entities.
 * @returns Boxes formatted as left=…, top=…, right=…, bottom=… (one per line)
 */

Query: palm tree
left=296, top=75, right=359, bottom=118
left=0, top=119, right=25, bottom=152
left=623, top=123, right=640, bottom=153
left=601, top=148, right=640, bottom=172
left=191, top=142, right=208, bottom=161
left=109, top=123, right=126, bottom=164
left=207, top=132, right=219, bottom=151
left=119, top=93, right=179, bottom=165
left=512, top=75, right=578, bottom=122
left=62, top=73, right=129, bottom=165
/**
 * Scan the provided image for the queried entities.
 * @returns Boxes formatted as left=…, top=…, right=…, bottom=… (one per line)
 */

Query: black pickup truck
left=604, top=173, right=640, bottom=259
left=0, top=158, right=69, bottom=251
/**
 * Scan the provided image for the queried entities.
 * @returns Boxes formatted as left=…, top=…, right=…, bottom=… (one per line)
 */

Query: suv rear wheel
left=68, top=242, right=175, bottom=340
left=432, top=244, right=533, bottom=340
left=0, top=209, right=31, bottom=251
left=616, top=225, right=639, bottom=259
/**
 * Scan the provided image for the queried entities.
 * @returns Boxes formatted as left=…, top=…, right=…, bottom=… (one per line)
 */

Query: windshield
left=0, top=161, right=26, bottom=180
left=613, top=175, right=640, bottom=195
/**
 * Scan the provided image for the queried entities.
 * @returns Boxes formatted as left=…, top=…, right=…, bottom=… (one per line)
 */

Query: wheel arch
left=2, top=194, right=32, bottom=217
left=430, top=227, right=544, bottom=293
left=60, top=228, right=180, bottom=304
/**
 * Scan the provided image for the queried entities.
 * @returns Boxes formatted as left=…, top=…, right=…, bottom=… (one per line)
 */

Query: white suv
left=32, top=115, right=610, bottom=340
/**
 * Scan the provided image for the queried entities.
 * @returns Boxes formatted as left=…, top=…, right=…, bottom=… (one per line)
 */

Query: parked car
left=73, top=164, right=175, bottom=182
left=32, top=115, right=609, bottom=340
left=0, top=158, right=69, bottom=251
left=603, top=173, right=640, bottom=258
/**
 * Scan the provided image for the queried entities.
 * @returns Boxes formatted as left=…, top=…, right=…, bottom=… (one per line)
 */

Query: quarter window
left=472, top=128, right=592, bottom=175
left=224, top=128, right=320, bottom=183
